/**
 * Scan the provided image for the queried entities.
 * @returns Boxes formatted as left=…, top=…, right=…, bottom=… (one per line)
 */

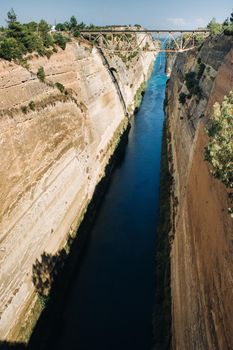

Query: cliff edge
left=164, top=34, right=233, bottom=349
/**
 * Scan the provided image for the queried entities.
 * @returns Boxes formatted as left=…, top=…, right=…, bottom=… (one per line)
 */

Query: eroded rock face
left=165, top=34, right=233, bottom=349
left=0, top=39, right=155, bottom=341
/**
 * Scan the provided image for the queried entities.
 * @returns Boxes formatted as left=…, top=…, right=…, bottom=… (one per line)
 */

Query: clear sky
left=0, top=0, right=232, bottom=29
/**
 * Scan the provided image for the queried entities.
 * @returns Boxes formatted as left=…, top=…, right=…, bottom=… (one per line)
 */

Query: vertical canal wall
left=0, top=35, right=155, bottom=343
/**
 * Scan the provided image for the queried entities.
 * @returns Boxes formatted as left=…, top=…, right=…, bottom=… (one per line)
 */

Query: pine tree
left=230, top=10, right=233, bottom=23
left=6, top=8, right=17, bottom=24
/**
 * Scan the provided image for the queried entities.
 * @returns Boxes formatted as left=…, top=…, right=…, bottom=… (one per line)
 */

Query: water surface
left=53, top=52, right=167, bottom=350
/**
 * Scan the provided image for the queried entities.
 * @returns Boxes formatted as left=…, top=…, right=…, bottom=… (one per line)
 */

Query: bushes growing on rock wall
left=205, top=92, right=233, bottom=190
left=37, top=66, right=45, bottom=82
left=29, top=101, right=35, bottom=110
left=205, top=92, right=233, bottom=217
left=55, top=82, right=65, bottom=93
left=197, top=62, right=206, bottom=79
left=185, top=71, right=202, bottom=99
left=179, top=92, right=187, bottom=105
left=53, top=33, right=71, bottom=50
left=134, top=81, right=146, bottom=109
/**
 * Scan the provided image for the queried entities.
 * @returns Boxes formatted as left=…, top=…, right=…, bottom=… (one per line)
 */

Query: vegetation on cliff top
left=207, top=10, right=233, bottom=36
left=0, top=9, right=70, bottom=61
left=205, top=92, right=233, bottom=216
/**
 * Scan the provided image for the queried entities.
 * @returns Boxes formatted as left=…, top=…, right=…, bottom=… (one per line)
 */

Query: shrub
left=53, top=33, right=70, bottom=50
left=185, top=71, right=202, bottom=99
left=205, top=91, right=233, bottom=189
left=29, top=101, right=35, bottom=110
left=0, top=37, right=23, bottom=60
left=73, top=29, right=80, bottom=37
left=41, top=32, right=54, bottom=48
left=37, top=66, right=45, bottom=82
left=197, top=62, right=206, bottom=79
left=55, top=23, right=66, bottom=31
left=45, top=49, right=53, bottom=59
left=55, top=82, right=65, bottom=93
left=21, top=105, right=28, bottom=114
left=207, top=18, right=222, bottom=35
left=179, top=92, right=187, bottom=105
left=223, top=24, right=233, bottom=36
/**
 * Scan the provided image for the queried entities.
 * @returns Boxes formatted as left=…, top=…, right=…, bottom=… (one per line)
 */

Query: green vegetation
left=55, top=82, right=65, bottom=93
left=205, top=92, right=233, bottom=190
left=179, top=92, right=187, bottom=105
left=197, top=62, right=206, bottom=80
left=185, top=71, right=202, bottom=99
left=6, top=8, right=17, bottom=24
left=205, top=92, right=233, bottom=217
left=134, top=81, right=146, bottom=109
left=179, top=58, right=205, bottom=106
left=29, top=100, right=36, bottom=110
left=0, top=37, right=23, bottom=60
left=37, top=66, right=45, bottom=82
left=207, top=11, right=233, bottom=36
left=21, top=105, right=28, bottom=114
left=53, top=32, right=70, bottom=49
left=166, top=32, right=205, bottom=51
left=223, top=12, right=233, bottom=35
left=207, top=18, right=223, bottom=35
left=0, top=9, right=71, bottom=61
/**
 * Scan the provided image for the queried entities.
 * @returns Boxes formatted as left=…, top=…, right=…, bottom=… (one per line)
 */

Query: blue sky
left=0, top=0, right=232, bottom=28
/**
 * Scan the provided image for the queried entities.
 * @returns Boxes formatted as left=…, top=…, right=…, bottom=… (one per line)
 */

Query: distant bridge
left=79, top=29, right=210, bottom=53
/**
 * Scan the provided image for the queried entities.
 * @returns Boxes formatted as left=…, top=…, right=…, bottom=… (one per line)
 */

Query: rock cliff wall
left=165, top=34, right=233, bottom=349
left=0, top=37, right=155, bottom=342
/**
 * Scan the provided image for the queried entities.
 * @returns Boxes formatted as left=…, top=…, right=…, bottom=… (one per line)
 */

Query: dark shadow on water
left=0, top=342, right=26, bottom=350
left=26, top=124, right=130, bottom=350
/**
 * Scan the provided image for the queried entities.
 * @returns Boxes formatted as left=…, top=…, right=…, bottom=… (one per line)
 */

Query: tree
left=38, top=20, right=50, bottom=33
left=64, top=21, right=71, bottom=31
left=0, top=37, right=23, bottom=60
left=70, top=16, right=78, bottom=29
left=207, top=18, right=222, bottom=35
left=25, top=21, right=38, bottom=32
left=55, top=23, right=66, bottom=31
left=230, top=10, right=233, bottom=23
left=6, top=8, right=17, bottom=25
left=53, top=32, right=70, bottom=49
left=78, top=21, right=86, bottom=30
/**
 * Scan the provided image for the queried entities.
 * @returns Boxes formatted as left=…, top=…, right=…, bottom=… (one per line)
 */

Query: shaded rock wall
left=165, top=34, right=233, bottom=349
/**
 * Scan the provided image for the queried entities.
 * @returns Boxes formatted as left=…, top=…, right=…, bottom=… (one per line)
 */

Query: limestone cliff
left=164, top=34, right=233, bottom=349
left=0, top=37, right=155, bottom=342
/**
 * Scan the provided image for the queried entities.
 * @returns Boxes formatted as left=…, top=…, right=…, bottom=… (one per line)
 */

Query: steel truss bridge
left=79, top=29, right=210, bottom=53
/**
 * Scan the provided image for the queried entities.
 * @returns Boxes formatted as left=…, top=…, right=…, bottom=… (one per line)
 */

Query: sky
left=0, top=0, right=232, bottom=29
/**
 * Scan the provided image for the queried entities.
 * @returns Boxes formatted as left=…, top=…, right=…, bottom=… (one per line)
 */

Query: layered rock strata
left=0, top=37, right=155, bottom=342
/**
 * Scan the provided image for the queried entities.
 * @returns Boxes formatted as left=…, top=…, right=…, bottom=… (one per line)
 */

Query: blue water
left=55, top=52, right=167, bottom=350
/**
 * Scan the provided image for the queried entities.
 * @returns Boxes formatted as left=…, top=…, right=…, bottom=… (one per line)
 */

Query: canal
left=44, top=51, right=167, bottom=350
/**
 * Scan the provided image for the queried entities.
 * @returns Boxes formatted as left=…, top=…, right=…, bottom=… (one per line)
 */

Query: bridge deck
left=80, top=29, right=209, bottom=34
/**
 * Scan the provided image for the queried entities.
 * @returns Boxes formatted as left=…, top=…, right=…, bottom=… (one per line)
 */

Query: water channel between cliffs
left=43, top=51, right=167, bottom=350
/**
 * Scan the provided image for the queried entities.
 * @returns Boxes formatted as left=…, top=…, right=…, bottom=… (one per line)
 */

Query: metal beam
left=80, top=29, right=210, bottom=34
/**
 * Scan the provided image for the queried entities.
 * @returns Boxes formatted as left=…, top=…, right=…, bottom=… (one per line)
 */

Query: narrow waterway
left=52, top=52, right=167, bottom=350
